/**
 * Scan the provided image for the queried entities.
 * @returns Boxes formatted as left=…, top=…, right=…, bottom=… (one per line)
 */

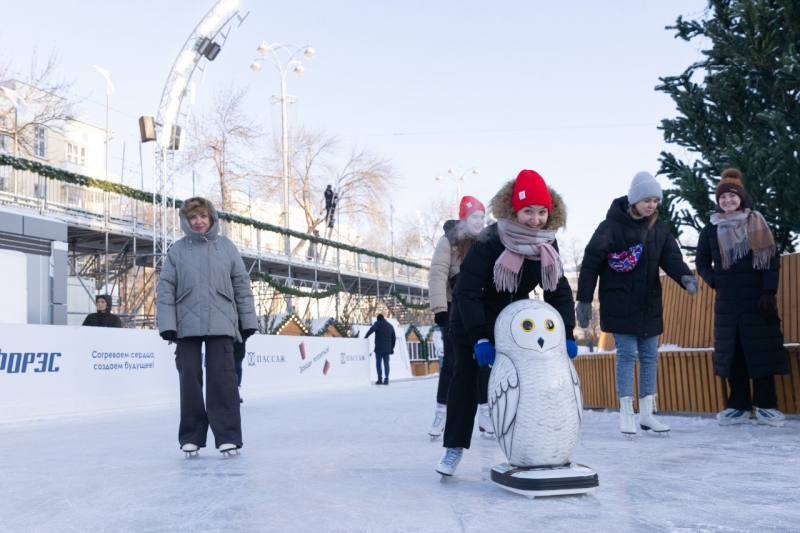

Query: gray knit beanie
left=627, top=172, right=662, bottom=205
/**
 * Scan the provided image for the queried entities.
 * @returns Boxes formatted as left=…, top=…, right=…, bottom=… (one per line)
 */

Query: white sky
left=0, top=0, right=709, bottom=251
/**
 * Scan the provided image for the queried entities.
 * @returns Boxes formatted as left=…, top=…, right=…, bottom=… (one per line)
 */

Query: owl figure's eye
left=545, top=319, right=556, bottom=331
left=520, top=319, right=535, bottom=332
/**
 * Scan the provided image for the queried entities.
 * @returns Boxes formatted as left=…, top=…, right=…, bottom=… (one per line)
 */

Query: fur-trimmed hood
left=488, top=179, right=567, bottom=230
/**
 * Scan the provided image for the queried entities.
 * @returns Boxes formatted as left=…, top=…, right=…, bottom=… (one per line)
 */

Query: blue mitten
left=474, top=341, right=496, bottom=367
left=566, top=340, right=578, bottom=359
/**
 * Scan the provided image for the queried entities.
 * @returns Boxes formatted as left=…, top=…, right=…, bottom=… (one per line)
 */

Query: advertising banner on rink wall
left=0, top=324, right=370, bottom=423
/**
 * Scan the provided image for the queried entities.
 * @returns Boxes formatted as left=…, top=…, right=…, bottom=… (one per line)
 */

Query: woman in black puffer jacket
left=577, top=172, right=697, bottom=437
left=695, top=168, right=788, bottom=427
left=435, top=170, right=577, bottom=478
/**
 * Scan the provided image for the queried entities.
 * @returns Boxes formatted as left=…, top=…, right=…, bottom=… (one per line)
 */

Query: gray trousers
left=175, top=336, right=242, bottom=449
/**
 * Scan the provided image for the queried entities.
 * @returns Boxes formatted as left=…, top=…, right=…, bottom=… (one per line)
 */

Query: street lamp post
left=435, top=166, right=479, bottom=216
left=251, top=41, right=316, bottom=257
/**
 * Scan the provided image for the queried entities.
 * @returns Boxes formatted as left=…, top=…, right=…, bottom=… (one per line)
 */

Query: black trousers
left=175, top=336, right=242, bottom=449
left=443, top=341, right=491, bottom=449
left=436, top=325, right=490, bottom=405
left=727, top=331, right=777, bottom=410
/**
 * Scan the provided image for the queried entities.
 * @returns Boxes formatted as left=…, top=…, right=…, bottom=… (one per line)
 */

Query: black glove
left=434, top=311, right=449, bottom=329
left=160, top=330, right=178, bottom=342
left=242, top=328, right=257, bottom=341
left=576, top=302, right=592, bottom=329
left=757, top=293, right=777, bottom=314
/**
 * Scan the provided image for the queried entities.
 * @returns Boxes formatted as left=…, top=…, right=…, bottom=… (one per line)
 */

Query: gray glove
left=576, top=302, right=592, bottom=329
left=681, top=275, right=698, bottom=296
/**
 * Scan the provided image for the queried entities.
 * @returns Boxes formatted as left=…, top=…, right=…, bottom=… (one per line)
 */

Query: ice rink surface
left=2, top=377, right=799, bottom=533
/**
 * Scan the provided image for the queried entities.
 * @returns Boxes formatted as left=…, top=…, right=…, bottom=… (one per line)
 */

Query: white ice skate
left=716, top=408, right=752, bottom=426
left=219, top=443, right=240, bottom=458
left=638, top=395, right=669, bottom=436
left=754, top=407, right=785, bottom=427
left=619, top=396, right=637, bottom=438
left=181, top=443, right=199, bottom=458
left=428, top=404, right=446, bottom=441
left=436, top=447, right=463, bottom=478
left=478, top=403, right=495, bottom=438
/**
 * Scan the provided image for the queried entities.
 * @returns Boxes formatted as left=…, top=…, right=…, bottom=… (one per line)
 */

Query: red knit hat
left=459, top=196, right=486, bottom=221
left=511, top=170, right=552, bottom=212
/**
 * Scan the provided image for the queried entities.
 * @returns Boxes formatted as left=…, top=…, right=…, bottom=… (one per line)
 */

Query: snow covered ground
left=2, top=377, right=799, bottom=533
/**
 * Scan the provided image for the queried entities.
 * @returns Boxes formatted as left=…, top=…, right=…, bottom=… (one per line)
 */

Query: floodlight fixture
left=257, top=40, right=271, bottom=56
left=250, top=61, right=262, bottom=71
left=294, top=65, right=306, bottom=77
left=304, top=46, right=316, bottom=59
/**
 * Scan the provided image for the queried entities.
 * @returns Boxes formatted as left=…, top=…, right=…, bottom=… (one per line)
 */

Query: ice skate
left=181, top=443, right=199, bottom=458
left=219, top=443, right=240, bottom=458
left=436, top=447, right=463, bottom=478
left=754, top=407, right=785, bottom=427
left=619, top=396, right=637, bottom=438
left=428, top=403, right=446, bottom=441
left=478, top=403, right=495, bottom=438
left=638, top=395, right=669, bottom=436
left=375, top=378, right=383, bottom=385
left=716, top=408, right=751, bottom=426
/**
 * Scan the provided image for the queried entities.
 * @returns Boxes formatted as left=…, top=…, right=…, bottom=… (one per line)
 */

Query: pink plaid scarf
left=494, top=219, right=562, bottom=293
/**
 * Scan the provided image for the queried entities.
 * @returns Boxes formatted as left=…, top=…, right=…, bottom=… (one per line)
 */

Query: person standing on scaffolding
left=324, top=185, right=334, bottom=225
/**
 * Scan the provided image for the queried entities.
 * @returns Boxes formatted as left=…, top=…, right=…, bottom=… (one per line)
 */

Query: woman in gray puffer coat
left=157, top=197, right=258, bottom=457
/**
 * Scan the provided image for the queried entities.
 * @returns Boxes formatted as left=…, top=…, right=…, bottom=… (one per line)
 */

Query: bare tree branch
left=183, top=84, right=262, bottom=213
left=256, top=126, right=398, bottom=238
left=0, top=48, right=77, bottom=155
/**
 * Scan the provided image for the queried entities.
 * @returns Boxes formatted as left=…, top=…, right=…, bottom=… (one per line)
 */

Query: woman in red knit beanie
left=435, top=170, right=577, bottom=478
left=427, top=195, right=488, bottom=440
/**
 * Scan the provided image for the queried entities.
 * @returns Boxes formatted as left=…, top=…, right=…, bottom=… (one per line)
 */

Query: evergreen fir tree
left=657, top=0, right=800, bottom=252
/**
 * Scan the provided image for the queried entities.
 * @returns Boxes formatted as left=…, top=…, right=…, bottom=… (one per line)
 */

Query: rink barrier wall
left=0, top=324, right=371, bottom=423
left=573, top=346, right=800, bottom=414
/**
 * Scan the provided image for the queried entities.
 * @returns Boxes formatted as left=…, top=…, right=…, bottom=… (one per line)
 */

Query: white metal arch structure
left=152, top=0, right=247, bottom=279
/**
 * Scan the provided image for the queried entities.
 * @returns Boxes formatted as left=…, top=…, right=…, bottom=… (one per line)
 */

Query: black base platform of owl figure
left=487, top=300, right=598, bottom=498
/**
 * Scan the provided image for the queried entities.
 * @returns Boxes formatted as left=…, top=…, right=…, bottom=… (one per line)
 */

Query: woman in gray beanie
left=576, top=172, right=697, bottom=437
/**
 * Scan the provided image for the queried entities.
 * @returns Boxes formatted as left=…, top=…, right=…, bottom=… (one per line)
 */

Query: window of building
left=66, top=142, right=86, bottom=165
left=34, top=126, right=47, bottom=159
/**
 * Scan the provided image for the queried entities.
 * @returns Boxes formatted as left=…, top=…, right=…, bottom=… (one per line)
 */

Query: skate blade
left=641, top=426, right=671, bottom=437
left=184, top=451, right=199, bottom=459
left=429, top=434, right=441, bottom=442
left=622, top=433, right=636, bottom=441
left=221, top=449, right=240, bottom=458
left=480, top=431, right=496, bottom=439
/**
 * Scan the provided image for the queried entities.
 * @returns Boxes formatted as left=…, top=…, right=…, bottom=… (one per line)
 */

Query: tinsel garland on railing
left=257, top=271, right=343, bottom=299
left=0, top=154, right=429, bottom=270
left=391, top=290, right=430, bottom=310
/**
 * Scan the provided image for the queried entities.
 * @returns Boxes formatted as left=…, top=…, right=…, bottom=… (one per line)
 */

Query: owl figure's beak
left=537, top=337, right=544, bottom=348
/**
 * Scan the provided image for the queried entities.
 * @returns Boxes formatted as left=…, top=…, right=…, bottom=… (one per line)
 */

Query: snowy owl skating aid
left=487, top=300, right=598, bottom=498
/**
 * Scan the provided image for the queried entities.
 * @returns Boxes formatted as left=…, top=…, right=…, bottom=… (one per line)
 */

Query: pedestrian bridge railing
left=0, top=155, right=429, bottom=286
